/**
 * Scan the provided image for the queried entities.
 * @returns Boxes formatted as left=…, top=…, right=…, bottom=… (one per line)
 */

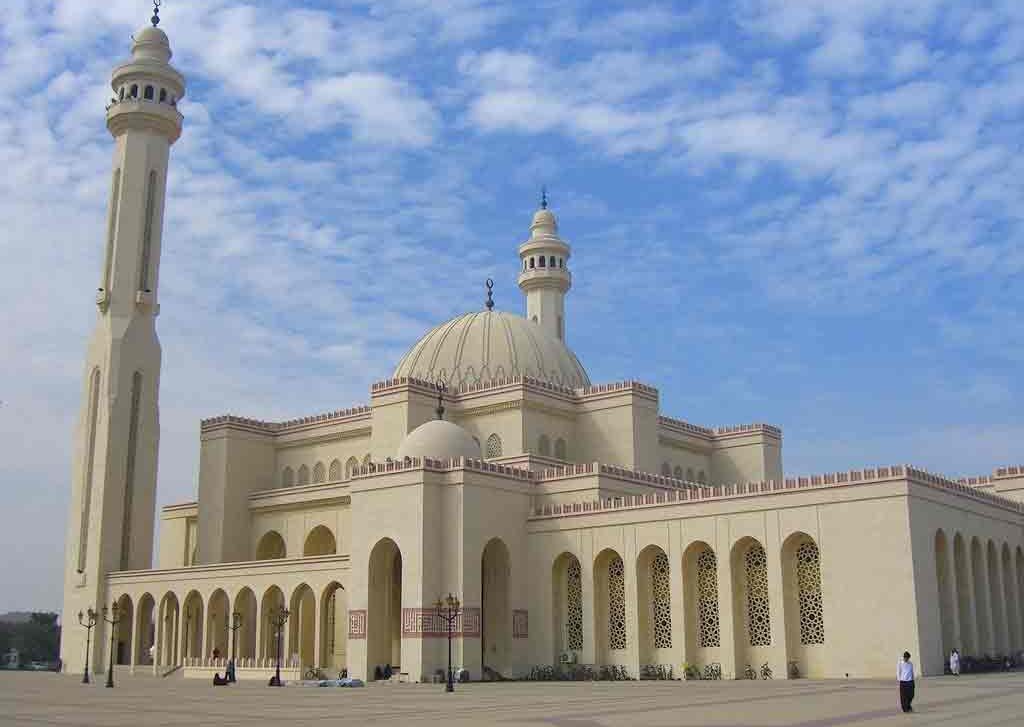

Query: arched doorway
left=136, top=593, right=155, bottom=665
left=289, top=584, right=316, bottom=670
left=481, top=538, right=511, bottom=674
left=232, top=587, right=257, bottom=661
left=207, top=589, right=230, bottom=658
left=181, top=591, right=204, bottom=660
left=321, top=582, right=347, bottom=672
left=953, top=534, right=974, bottom=654
left=594, top=548, right=627, bottom=667
left=551, top=552, right=583, bottom=663
left=731, top=537, right=771, bottom=673
left=934, top=531, right=956, bottom=658
left=637, top=545, right=672, bottom=668
left=157, top=592, right=179, bottom=667
left=782, top=533, right=825, bottom=677
left=303, top=525, right=337, bottom=556
left=260, top=586, right=286, bottom=660
left=988, top=541, right=1007, bottom=654
left=367, top=538, right=402, bottom=677
left=1002, top=545, right=1018, bottom=653
left=971, top=537, right=991, bottom=654
left=114, top=594, right=134, bottom=665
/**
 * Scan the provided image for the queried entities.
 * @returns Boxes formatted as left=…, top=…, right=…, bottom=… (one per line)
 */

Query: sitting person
left=212, top=672, right=228, bottom=686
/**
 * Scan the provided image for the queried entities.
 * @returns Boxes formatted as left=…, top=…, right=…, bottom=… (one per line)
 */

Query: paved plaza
left=1, top=671, right=1022, bottom=727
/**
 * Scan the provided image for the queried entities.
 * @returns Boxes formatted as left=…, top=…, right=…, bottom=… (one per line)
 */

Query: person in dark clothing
left=897, top=651, right=915, bottom=713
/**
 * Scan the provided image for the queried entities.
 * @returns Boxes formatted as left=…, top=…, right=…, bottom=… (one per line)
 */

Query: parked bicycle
left=788, top=661, right=800, bottom=679
left=702, top=662, right=722, bottom=680
left=744, top=663, right=757, bottom=680
left=760, top=662, right=773, bottom=680
left=304, top=666, right=326, bottom=680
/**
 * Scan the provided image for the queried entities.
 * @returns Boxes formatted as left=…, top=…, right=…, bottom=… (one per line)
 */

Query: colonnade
left=935, top=530, right=1024, bottom=659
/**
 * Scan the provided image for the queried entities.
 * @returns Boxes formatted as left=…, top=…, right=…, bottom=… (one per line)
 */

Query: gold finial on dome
left=485, top=278, right=494, bottom=311
left=151, top=0, right=162, bottom=27
left=540, top=185, right=548, bottom=210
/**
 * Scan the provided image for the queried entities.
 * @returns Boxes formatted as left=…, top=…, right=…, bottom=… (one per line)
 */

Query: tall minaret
left=60, top=3, right=185, bottom=673
left=517, top=190, right=572, bottom=341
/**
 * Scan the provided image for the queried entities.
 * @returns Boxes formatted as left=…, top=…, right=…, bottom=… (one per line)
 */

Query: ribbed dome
left=397, top=420, right=481, bottom=461
left=393, top=310, right=590, bottom=389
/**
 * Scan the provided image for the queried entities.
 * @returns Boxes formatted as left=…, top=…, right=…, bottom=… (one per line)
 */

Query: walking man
left=949, top=648, right=960, bottom=676
left=898, top=651, right=915, bottom=713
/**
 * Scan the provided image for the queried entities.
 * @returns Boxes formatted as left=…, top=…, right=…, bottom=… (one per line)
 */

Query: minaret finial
left=540, top=185, right=548, bottom=210
left=485, top=278, right=494, bottom=311
left=435, top=380, right=447, bottom=420
left=151, top=0, right=162, bottom=27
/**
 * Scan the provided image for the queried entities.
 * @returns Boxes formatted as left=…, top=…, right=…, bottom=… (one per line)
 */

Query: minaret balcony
left=517, top=269, right=571, bottom=292
left=106, top=98, right=183, bottom=141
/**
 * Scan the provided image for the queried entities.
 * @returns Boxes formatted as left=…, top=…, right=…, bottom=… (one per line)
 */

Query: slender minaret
left=517, top=189, right=572, bottom=341
left=60, top=3, right=185, bottom=673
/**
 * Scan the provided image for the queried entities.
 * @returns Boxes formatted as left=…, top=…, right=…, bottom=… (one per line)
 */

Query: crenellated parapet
left=200, top=405, right=371, bottom=434
left=349, top=455, right=536, bottom=481
left=371, top=374, right=657, bottom=400
left=530, top=464, right=1024, bottom=519
left=535, top=462, right=694, bottom=490
left=994, top=465, right=1023, bottom=479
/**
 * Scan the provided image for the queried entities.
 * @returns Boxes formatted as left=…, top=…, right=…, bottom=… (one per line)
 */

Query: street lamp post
left=269, top=607, right=290, bottom=686
left=228, top=611, right=242, bottom=682
left=434, top=593, right=461, bottom=693
left=77, top=608, right=97, bottom=684
left=101, top=603, right=122, bottom=688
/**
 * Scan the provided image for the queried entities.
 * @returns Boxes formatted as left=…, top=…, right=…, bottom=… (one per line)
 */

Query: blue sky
left=1, top=0, right=1022, bottom=612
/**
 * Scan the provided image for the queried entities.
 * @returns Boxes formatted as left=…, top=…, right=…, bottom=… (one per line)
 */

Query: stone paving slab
left=0, top=671, right=1021, bottom=727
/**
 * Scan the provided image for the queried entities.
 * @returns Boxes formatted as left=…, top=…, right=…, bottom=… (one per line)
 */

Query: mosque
left=60, top=11, right=1024, bottom=684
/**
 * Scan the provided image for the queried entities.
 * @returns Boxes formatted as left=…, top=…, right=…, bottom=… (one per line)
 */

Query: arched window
left=554, top=438, right=567, bottom=460
left=686, top=467, right=694, bottom=481
left=549, top=256, right=556, bottom=267
left=559, top=258, right=564, bottom=268
left=328, top=459, right=341, bottom=481
left=362, top=454, right=372, bottom=468
left=745, top=543, right=771, bottom=646
left=144, top=85, right=154, bottom=100
left=485, top=433, right=503, bottom=458
left=673, top=465, right=683, bottom=479
left=303, top=525, right=337, bottom=556
left=159, top=88, right=167, bottom=103
left=312, top=461, right=326, bottom=484
left=661, top=462, right=671, bottom=477
left=129, top=84, right=138, bottom=98
left=529, top=258, right=535, bottom=269
left=697, top=548, right=721, bottom=647
left=796, top=541, right=824, bottom=644
left=256, top=531, right=286, bottom=560
left=345, top=456, right=359, bottom=479
left=281, top=467, right=294, bottom=488
left=523, top=260, right=527, bottom=271
left=539, top=256, right=546, bottom=267
left=119, top=87, right=125, bottom=100
left=120, top=371, right=143, bottom=569
left=538, top=434, right=551, bottom=457
left=297, top=464, right=310, bottom=485
left=138, top=171, right=157, bottom=292
left=607, top=554, right=626, bottom=649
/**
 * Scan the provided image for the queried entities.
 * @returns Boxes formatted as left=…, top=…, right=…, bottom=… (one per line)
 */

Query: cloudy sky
left=1, top=0, right=1022, bottom=613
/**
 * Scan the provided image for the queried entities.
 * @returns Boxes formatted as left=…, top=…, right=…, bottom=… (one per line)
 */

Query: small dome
left=132, top=26, right=172, bottom=62
left=397, top=420, right=481, bottom=461
left=393, top=310, right=589, bottom=389
left=531, top=208, right=557, bottom=234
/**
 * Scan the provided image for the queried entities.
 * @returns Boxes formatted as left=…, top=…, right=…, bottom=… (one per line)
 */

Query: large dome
left=393, top=310, right=590, bottom=389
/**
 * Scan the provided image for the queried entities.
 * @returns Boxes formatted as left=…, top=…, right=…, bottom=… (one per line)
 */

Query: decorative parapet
left=658, top=416, right=714, bottom=438
left=529, top=464, right=1024, bottom=519
left=957, top=475, right=992, bottom=486
left=200, top=405, right=371, bottom=434
left=658, top=417, right=782, bottom=440
left=371, top=375, right=657, bottom=400
left=350, top=455, right=536, bottom=481
left=994, top=466, right=1024, bottom=480
left=535, top=462, right=694, bottom=490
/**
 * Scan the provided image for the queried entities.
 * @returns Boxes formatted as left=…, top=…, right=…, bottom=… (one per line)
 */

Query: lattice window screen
left=697, top=549, right=721, bottom=647
left=797, top=541, right=825, bottom=645
left=486, top=434, right=503, bottom=458
left=609, top=555, right=627, bottom=649
left=652, top=552, right=672, bottom=649
left=566, top=559, right=583, bottom=650
left=745, top=543, right=771, bottom=646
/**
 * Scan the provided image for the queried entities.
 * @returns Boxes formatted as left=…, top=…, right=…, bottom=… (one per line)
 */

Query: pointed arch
left=537, top=434, right=551, bottom=457
left=182, top=590, right=204, bottom=660
left=934, top=530, right=956, bottom=657
left=554, top=437, right=567, bottom=460
left=328, top=458, right=342, bottom=481
left=1002, top=544, right=1018, bottom=653
left=114, top=594, right=134, bottom=665
left=971, top=537, right=991, bottom=654
left=120, top=370, right=143, bottom=569
left=732, top=537, right=771, bottom=672
left=782, top=532, right=825, bottom=677
left=345, top=457, right=359, bottom=479
left=206, top=589, right=230, bottom=658
left=303, top=525, right=337, bottom=556
left=481, top=538, right=511, bottom=673
left=157, top=592, right=180, bottom=667
left=232, top=587, right=257, bottom=660
left=281, top=467, right=294, bottom=488
left=256, top=531, right=286, bottom=560
left=485, top=433, right=503, bottom=458
left=312, top=461, right=326, bottom=483
left=953, top=533, right=974, bottom=655
left=594, top=548, right=627, bottom=665
left=552, top=552, right=583, bottom=660
left=637, top=544, right=672, bottom=667
left=259, top=586, right=285, bottom=660
left=367, top=538, right=402, bottom=676
left=297, top=464, right=310, bottom=486
left=289, top=583, right=316, bottom=670
left=321, top=582, right=347, bottom=671
left=135, top=593, right=155, bottom=665
left=683, top=541, right=720, bottom=655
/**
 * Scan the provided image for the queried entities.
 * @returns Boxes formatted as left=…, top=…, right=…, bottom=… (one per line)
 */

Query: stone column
left=716, top=533, right=737, bottom=680
left=313, top=597, right=323, bottom=670
left=129, top=605, right=139, bottom=673
left=623, top=540, right=640, bottom=679
left=155, top=600, right=164, bottom=670
left=580, top=541, right=597, bottom=666
left=668, top=525, right=686, bottom=668
left=765, top=524, right=789, bottom=679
